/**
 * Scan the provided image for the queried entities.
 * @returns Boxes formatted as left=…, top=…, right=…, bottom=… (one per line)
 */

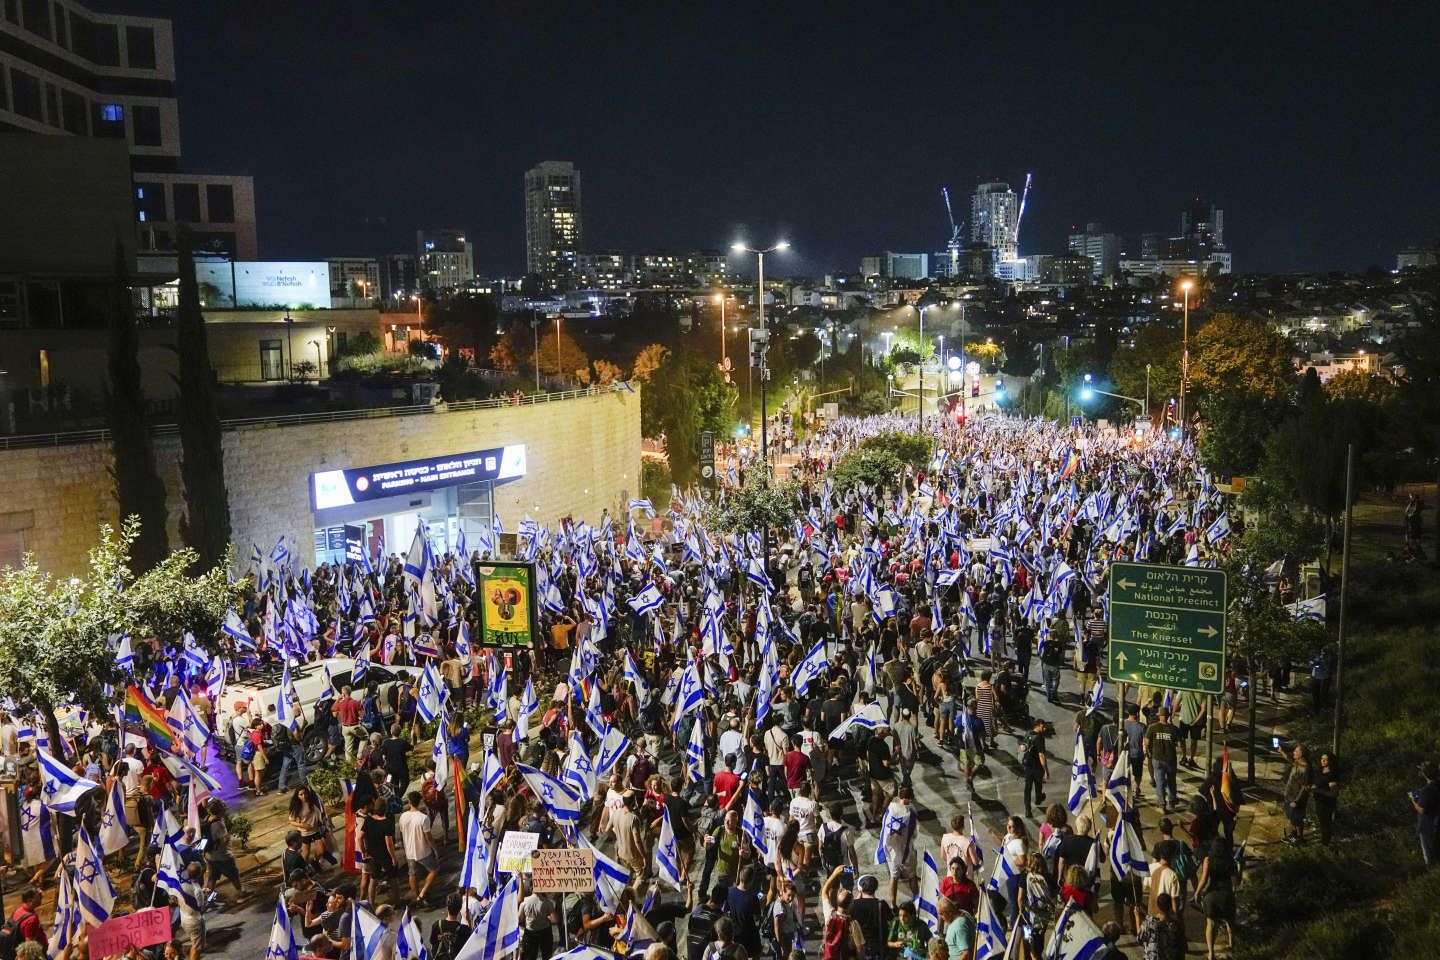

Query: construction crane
left=1012, top=172, right=1033, bottom=252
left=941, top=187, right=962, bottom=277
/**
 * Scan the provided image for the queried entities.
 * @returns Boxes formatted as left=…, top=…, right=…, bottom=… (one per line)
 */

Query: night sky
left=121, top=1, right=1439, bottom=276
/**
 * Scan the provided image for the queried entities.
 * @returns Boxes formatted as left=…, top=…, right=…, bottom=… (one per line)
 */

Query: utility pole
left=1332, top=443, right=1355, bottom=755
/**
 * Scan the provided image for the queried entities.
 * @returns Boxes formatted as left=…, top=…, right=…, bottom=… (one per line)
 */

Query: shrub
left=642, top=459, right=672, bottom=505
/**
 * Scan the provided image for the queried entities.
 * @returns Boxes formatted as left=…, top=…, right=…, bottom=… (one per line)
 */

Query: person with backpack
left=822, top=889, right=864, bottom=960
left=819, top=804, right=858, bottom=875
left=686, top=885, right=727, bottom=960
left=706, top=916, right=749, bottom=960
left=201, top=798, right=243, bottom=903
left=2, top=887, right=45, bottom=954
left=1019, top=719, right=1049, bottom=819
left=937, top=897, right=974, bottom=960
left=244, top=716, right=270, bottom=796
left=429, top=892, right=472, bottom=960
left=272, top=710, right=306, bottom=793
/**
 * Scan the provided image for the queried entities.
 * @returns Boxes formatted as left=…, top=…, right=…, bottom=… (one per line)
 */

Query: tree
left=1189, top=313, right=1294, bottom=403
left=489, top=323, right=531, bottom=373
left=592, top=359, right=623, bottom=386
left=342, top=330, right=383, bottom=357
left=970, top=340, right=1003, bottom=371
left=106, top=243, right=168, bottom=572
left=174, top=231, right=232, bottom=572
left=1109, top=322, right=1182, bottom=412
left=0, top=518, right=239, bottom=753
left=535, top=326, right=589, bottom=381
left=426, top=294, right=499, bottom=364
left=631, top=343, right=669, bottom=384
left=787, top=332, right=823, bottom=372
left=1324, top=368, right=1396, bottom=407
left=830, top=432, right=933, bottom=495
left=711, top=469, right=799, bottom=534
left=633, top=344, right=672, bottom=438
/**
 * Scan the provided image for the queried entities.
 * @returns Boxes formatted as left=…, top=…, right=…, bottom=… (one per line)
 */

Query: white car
left=214, top=656, right=423, bottom=764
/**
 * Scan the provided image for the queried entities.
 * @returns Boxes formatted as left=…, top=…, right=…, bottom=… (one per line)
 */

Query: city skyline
left=115, top=0, right=1439, bottom=276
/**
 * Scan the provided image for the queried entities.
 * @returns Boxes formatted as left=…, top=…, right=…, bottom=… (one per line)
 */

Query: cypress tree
left=106, top=241, right=169, bottom=571
left=175, top=230, right=232, bottom=570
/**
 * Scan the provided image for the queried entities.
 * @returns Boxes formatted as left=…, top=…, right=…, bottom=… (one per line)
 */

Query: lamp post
left=882, top=330, right=894, bottom=355
left=714, top=292, right=728, bottom=372
left=1178, top=278, right=1194, bottom=436
left=283, top=307, right=295, bottom=381
left=554, top=315, right=563, bottom=386
left=529, top=314, right=541, bottom=393
left=731, top=241, right=789, bottom=476
left=309, top=339, right=322, bottom=380
left=1145, top=362, right=1152, bottom=419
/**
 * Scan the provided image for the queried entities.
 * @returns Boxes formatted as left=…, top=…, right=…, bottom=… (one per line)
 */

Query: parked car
left=214, top=657, right=422, bottom=765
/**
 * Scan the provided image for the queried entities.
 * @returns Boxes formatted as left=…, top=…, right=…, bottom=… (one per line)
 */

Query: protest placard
left=531, top=847, right=595, bottom=893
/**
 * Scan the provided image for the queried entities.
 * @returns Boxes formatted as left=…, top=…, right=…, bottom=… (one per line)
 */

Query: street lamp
left=1079, top=372, right=1146, bottom=416
left=713, top=292, right=728, bottom=372
left=731, top=240, right=790, bottom=475
left=308, top=339, right=322, bottom=380
left=912, top=296, right=947, bottom=431
left=283, top=307, right=295, bottom=380
left=881, top=330, right=894, bottom=355
left=555, top=315, right=563, bottom=385
left=1178, top=278, right=1194, bottom=437
left=1145, top=362, right=1152, bottom=417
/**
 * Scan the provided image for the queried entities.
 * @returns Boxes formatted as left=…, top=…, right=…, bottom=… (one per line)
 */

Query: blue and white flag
left=622, top=650, right=650, bottom=707
left=353, top=642, right=372, bottom=684
left=266, top=892, right=301, bottom=960
left=627, top=584, right=664, bottom=617
left=455, top=874, right=521, bottom=960
left=936, top=568, right=962, bottom=588
left=49, top=869, right=80, bottom=960
left=517, top=678, right=537, bottom=742
left=741, top=787, right=768, bottom=857
left=222, top=608, right=256, bottom=652
left=1204, top=513, right=1231, bottom=545
left=628, top=498, right=656, bottom=518
left=917, top=851, right=942, bottom=935
left=159, top=749, right=222, bottom=794
left=404, top=520, right=432, bottom=586
left=685, top=714, right=705, bottom=783
left=1287, top=594, right=1327, bottom=623
left=74, top=827, right=116, bottom=927
left=1108, top=818, right=1150, bottom=881
left=564, top=733, right=598, bottom=802
left=396, top=907, right=428, bottom=960
left=113, top=633, right=134, bottom=673
left=595, top=724, right=631, bottom=779
left=1104, top=748, right=1131, bottom=813
left=516, top=763, right=584, bottom=827
left=1067, top=726, right=1094, bottom=813
left=19, top=798, right=54, bottom=865
left=459, top=806, right=493, bottom=899
left=353, top=904, right=389, bottom=960
left=276, top=660, right=298, bottom=732
left=576, top=833, right=631, bottom=913
left=1045, top=901, right=1108, bottom=960
left=974, top=888, right=1008, bottom=960
left=791, top=637, right=830, bottom=697
left=655, top=806, right=684, bottom=891
left=876, top=804, right=913, bottom=866
left=37, top=746, right=98, bottom=814
left=828, top=702, right=888, bottom=742
left=204, top=655, right=227, bottom=702
left=670, top=663, right=708, bottom=729
left=416, top=661, right=443, bottom=723
left=1085, top=675, right=1105, bottom=716
left=620, top=905, right=659, bottom=957
left=98, top=777, right=131, bottom=855
left=986, top=847, right=1018, bottom=895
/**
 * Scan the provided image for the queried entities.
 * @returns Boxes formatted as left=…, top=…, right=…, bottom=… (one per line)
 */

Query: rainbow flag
left=1220, top=746, right=1237, bottom=813
left=123, top=685, right=176, bottom=752
left=1059, top=450, right=1081, bottom=482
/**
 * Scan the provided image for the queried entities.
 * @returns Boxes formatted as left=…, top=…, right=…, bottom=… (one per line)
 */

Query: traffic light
left=748, top=327, right=769, bottom=368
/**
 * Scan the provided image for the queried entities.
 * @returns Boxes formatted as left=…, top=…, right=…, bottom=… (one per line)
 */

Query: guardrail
left=0, top=382, right=634, bottom=451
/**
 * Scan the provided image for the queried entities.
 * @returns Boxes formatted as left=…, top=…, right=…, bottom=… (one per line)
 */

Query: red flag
left=452, top=756, right=466, bottom=853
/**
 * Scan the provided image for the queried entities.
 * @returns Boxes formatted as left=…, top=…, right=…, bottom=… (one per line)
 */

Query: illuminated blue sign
left=311, top=444, right=526, bottom=510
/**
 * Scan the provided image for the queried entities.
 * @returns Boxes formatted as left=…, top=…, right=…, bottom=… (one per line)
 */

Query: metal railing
left=0, top=382, right=634, bottom=451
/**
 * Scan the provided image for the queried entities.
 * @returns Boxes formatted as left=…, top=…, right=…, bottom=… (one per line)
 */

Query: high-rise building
left=1180, top=198, right=1224, bottom=253
left=0, top=0, right=257, bottom=259
left=379, top=253, right=418, bottom=301
left=524, top=160, right=583, bottom=287
left=971, top=182, right=1019, bottom=270
left=327, top=257, right=380, bottom=306
left=416, top=229, right=474, bottom=293
left=1067, top=222, right=1121, bottom=278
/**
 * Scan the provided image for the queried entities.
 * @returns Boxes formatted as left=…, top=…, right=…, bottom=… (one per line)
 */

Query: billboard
left=194, top=260, right=332, bottom=308
left=311, top=444, right=526, bottom=510
left=477, top=562, right=537, bottom=648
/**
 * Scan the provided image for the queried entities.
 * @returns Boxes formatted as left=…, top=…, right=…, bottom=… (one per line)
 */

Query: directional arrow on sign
left=1197, top=625, right=1219, bottom=638
left=1115, top=651, right=1128, bottom=670
left=1116, top=577, right=1136, bottom=590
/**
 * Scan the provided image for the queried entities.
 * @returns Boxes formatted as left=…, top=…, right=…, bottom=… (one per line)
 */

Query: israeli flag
left=74, top=827, right=116, bottom=927
left=576, top=833, right=631, bottom=913
left=98, top=778, right=131, bottom=855
left=595, top=724, right=631, bottom=779
left=1108, top=817, right=1150, bottom=881
left=828, top=702, right=888, bottom=742
left=37, top=746, right=98, bottom=814
left=270, top=535, right=290, bottom=569
left=1046, top=901, right=1108, bottom=960
left=623, top=650, right=650, bottom=707
left=1205, top=512, right=1232, bottom=545
left=627, top=583, right=665, bottom=617
left=222, top=608, right=256, bottom=652
left=564, top=733, right=598, bottom=801
left=876, top=804, right=912, bottom=866
left=791, top=637, right=830, bottom=697
left=655, top=806, right=684, bottom=891
left=1287, top=594, right=1327, bottom=623
left=1085, top=675, right=1105, bottom=716
left=276, top=660, right=298, bottom=732
left=670, top=664, right=707, bottom=729
left=404, top=519, right=431, bottom=586
left=489, top=659, right=509, bottom=723
left=621, top=905, right=660, bottom=958
left=1104, top=749, right=1132, bottom=813
left=353, top=904, right=389, bottom=960
left=159, top=750, right=222, bottom=794
left=986, top=846, right=1018, bottom=895
left=629, top=498, right=656, bottom=518
left=113, top=633, right=134, bottom=673
left=396, top=907, right=427, bottom=960
left=353, top=642, right=372, bottom=684
left=516, top=763, right=584, bottom=826
left=517, top=678, right=537, bottom=741
left=741, top=787, right=768, bottom=857
left=585, top=681, right=607, bottom=738
left=456, top=874, right=521, bottom=960
left=974, top=889, right=1008, bottom=960
left=459, top=806, right=493, bottom=898
left=1067, top=726, right=1094, bottom=813
left=204, top=655, right=227, bottom=702
left=745, top=557, right=774, bottom=593
left=266, top=892, right=301, bottom=960
left=170, top=689, right=210, bottom=756
left=416, top=661, right=443, bottom=723
left=936, top=567, right=962, bottom=588
left=685, top=714, right=705, bottom=783
left=959, top=590, right=978, bottom=625
left=917, top=851, right=942, bottom=935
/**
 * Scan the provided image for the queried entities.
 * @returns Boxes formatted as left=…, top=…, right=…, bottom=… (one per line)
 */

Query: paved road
left=178, top=654, right=1299, bottom=958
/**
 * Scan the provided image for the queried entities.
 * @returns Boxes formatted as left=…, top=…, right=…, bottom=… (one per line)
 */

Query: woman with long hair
left=287, top=785, right=332, bottom=867
left=1194, top=837, right=1236, bottom=960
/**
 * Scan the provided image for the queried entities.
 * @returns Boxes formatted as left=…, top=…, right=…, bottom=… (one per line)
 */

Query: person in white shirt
left=788, top=783, right=821, bottom=863
left=398, top=792, right=438, bottom=902
left=717, top=716, right=745, bottom=762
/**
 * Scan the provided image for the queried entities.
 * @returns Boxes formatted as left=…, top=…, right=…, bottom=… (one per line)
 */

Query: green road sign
left=1107, top=561, right=1226, bottom=694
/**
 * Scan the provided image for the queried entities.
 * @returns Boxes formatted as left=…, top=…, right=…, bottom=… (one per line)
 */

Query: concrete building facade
left=0, top=387, right=642, bottom=577
left=524, top=161, right=582, bottom=287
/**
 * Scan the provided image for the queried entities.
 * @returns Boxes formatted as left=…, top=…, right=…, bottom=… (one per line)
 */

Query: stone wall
left=0, top=387, right=641, bottom=577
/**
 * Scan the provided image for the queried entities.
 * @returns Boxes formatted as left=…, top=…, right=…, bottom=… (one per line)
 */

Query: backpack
left=430, top=920, right=464, bottom=960
left=822, top=913, right=862, bottom=960
left=239, top=735, right=257, bottom=762
left=0, top=910, right=28, bottom=960
left=272, top=723, right=292, bottom=749
left=820, top=822, right=847, bottom=870
left=686, top=906, right=722, bottom=960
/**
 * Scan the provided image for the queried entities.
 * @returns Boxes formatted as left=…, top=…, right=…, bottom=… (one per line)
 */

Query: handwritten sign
left=531, top=847, right=595, bottom=893
left=87, top=908, right=172, bottom=957
left=497, top=830, right=541, bottom=873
